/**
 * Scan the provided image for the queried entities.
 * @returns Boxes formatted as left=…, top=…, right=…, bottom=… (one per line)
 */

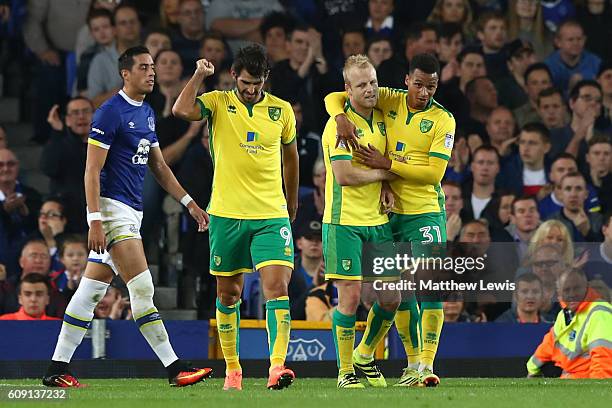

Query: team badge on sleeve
left=445, top=133, right=454, bottom=149
left=147, top=116, right=155, bottom=131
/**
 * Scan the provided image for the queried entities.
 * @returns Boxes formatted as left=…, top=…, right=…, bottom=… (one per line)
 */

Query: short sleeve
left=429, top=112, right=456, bottom=161
left=323, top=119, right=352, bottom=161
left=196, top=91, right=220, bottom=120
left=150, top=108, right=159, bottom=148
left=377, top=87, right=406, bottom=114
left=89, top=104, right=119, bottom=150
left=281, top=103, right=297, bottom=145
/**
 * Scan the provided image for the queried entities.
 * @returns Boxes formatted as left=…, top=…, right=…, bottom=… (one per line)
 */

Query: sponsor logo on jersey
left=132, top=138, right=151, bottom=165
left=396, top=141, right=406, bottom=152
left=147, top=116, right=155, bottom=132
left=227, top=105, right=236, bottom=114
left=420, top=119, right=434, bottom=133
left=91, top=127, right=105, bottom=135
left=246, top=131, right=259, bottom=142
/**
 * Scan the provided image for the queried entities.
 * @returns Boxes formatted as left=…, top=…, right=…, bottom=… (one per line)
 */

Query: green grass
left=1, top=378, right=611, bottom=408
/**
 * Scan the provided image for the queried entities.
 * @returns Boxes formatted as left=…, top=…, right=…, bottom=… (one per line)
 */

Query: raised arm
left=147, top=146, right=209, bottom=231
left=172, top=59, right=215, bottom=121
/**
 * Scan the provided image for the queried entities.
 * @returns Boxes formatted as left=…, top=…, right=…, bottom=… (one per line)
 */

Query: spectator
left=259, top=12, right=295, bottom=65
left=0, top=148, right=42, bottom=277
left=499, top=123, right=551, bottom=197
left=270, top=25, right=339, bottom=133
left=144, top=29, right=172, bottom=60
left=427, top=0, right=474, bottom=38
left=49, top=234, right=87, bottom=294
left=94, top=285, right=132, bottom=320
left=442, top=181, right=465, bottom=241
left=199, top=32, right=229, bottom=85
left=597, top=62, right=612, bottom=125
left=485, top=106, right=517, bottom=159
left=292, top=100, right=322, bottom=189
left=564, top=80, right=607, bottom=164
left=463, top=145, right=500, bottom=222
left=523, top=243, right=565, bottom=317
left=76, top=9, right=116, bottom=95
left=172, top=0, right=206, bottom=76
left=496, top=273, right=549, bottom=323
left=33, top=198, right=68, bottom=270
left=436, top=48, right=486, bottom=128
left=465, top=76, right=498, bottom=138
left=495, top=40, right=536, bottom=111
left=443, top=292, right=474, bottom=323
left=504, top=196, right=541, bottom=260
left=513, top=63, right=553, bottom=128
left=289, top=220, right=324, bottom=319
left=41, top=97, right=93, bottom=228
left=0, top=274, right=60, bottom=320
left=437, top=22, right=463, bottom=67
left=206, top=0, right=283, bottom=53
left=87, top=4, right=142, bottom=107
left=476, top=11, right=509, bottom=79
left=544, top=20, right=601, bottom=94
left=23, top=0, right=90, bottom=143
left=576, top=0, right=612, bottom=65
left=584, top=212, right=612, bottom=289
left=536, top=87, right=569, bottom=159
left=366, top=35, right=394, bottom=70
left=550, top=172, right=603, bottom=242
left=585, top=135, right=612, bottom=213
left=293, top=159, right=325, bottom=242
left=527, top=220, right=576, bottom=273
left=364, top=0, right=396, bottom=42
left=147, top=49, right=186, bottom=120
left=538, top=153, right=600, bottom=220
left=214, top=69, right=234, bottom=91
left=527, top=269, right=612, bottom=379
left=74, top=1, right=119, bottom=66
left=158, top=0, right=180, bottom=31
left=490, top=190, right=516, bottom=230
left=19, top=239, right=52, bottom=277
left=377, top=22, right=438, bottom=89
left=341, top=28, right=367, bottom=60
left=506, top=0, right=553, bottom=60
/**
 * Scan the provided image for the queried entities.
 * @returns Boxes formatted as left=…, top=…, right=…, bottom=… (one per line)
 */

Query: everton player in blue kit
left=43, top=46, right=212, bottom=388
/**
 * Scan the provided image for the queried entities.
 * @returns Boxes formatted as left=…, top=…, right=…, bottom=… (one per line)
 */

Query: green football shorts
left=389, top=212, right=447, bottom=258
left=323, top=223, right=397, bottom=281
left=209, top=215, right=294, bottom=276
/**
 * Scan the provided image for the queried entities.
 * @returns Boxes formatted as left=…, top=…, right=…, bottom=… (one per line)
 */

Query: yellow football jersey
left=376, top=87, right=456, bottom=215
left=322, top=103, right=388, bottom=226
left=196, top=90, right=296, bottom=219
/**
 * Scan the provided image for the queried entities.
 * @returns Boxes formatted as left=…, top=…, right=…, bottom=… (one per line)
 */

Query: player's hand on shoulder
left=334, top=114, right=359, bottom=151
left=187, top=202, right=210, bottom=232
left=88, top=221, right=106, bottom=254
left=195, top=59, right=215, bottom=77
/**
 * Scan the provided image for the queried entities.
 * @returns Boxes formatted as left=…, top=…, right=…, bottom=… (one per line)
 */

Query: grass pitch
left=1, top=378, right=611, bottom=408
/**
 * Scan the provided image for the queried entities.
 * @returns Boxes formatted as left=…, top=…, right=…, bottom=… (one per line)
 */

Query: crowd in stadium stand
left=0, top=0, right=611, bottom=324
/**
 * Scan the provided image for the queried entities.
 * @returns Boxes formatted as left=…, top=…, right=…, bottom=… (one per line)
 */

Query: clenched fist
left=196, top=59, right=215, bottom=77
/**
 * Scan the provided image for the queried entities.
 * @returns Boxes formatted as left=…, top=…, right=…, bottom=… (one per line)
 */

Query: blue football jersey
left=88, top=90, right=159, bottom=211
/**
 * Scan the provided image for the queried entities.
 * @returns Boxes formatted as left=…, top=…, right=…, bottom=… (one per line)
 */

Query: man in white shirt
left=464, top=145, right=500, bottom=221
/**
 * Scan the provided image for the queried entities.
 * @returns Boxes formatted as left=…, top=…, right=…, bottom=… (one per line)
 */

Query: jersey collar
left=344, top=100, right=374, bottom=132
left=119, top=89, right=143, bottom=106
left=405, top=96, right=433, bottom=125
left=233, top=89, right=266, bottom=117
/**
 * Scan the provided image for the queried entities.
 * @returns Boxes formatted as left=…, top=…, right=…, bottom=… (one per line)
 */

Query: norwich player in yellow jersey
left=325, top=53, right=456, bottom=387
left=322, top=55, right=400, bottom=388
left=173, top=45, right=299, bottom=391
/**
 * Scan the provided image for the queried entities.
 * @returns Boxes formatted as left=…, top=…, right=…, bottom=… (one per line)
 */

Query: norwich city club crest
left=377, top=122, right=386, bottom=136
left=342, top=259, right=352, bottom=271
left=268, top=107, right=281, bottom=121
left=420, top=119, right=433, bottom=133
left=214, top=255, right=221, bottom=267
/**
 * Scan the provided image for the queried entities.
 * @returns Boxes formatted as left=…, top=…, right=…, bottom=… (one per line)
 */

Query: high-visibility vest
left=527, top=289, right=612, bottom=379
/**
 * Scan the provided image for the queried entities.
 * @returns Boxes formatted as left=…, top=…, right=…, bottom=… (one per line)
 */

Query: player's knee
left=218, top=291, right=241, bottom=306
left=127, top=270, right=155, bottom=303
left=262, top=281, right=288, bottom=300
left=338, top=284, right=361, bottom=314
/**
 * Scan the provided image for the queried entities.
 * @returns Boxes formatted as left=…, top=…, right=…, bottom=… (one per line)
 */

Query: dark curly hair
left=232, top=44, right=270, bottom=79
